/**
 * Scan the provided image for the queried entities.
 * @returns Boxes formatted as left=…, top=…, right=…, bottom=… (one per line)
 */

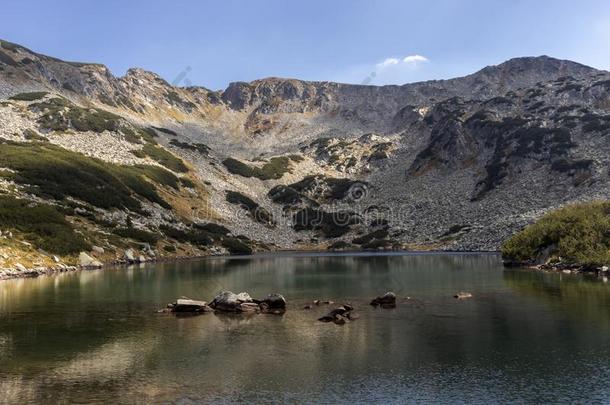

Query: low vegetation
left=222, top=156, right=292, bottom=180
left=225, top=190, right=274, bottom=225
left=170, top=139, right=211, bottom=155
left=268, top=175, right=366, bottom=205
left=293, top=207, right=360, bottom=238
left=501, top=201, right=610, bottom=267
left=9, top=92, right=49, bottom=101
left=30, top=97, right=122, bottom=133
left=132, top=144, right=188, bottom=173
left=113, top=227, right=159, bottom=245
left=0, top=195, right=90, bottom=254
left=0, top=141, right=177, bottom=212
left=221, top=236, right=253, bottom=255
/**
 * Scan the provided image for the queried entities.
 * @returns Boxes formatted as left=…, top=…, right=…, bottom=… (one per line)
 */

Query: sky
left=2, top=0, right=610, bottom=90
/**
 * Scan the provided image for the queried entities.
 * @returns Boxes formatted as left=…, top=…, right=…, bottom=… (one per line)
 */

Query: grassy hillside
left=501, top=201, right=610, bottom=267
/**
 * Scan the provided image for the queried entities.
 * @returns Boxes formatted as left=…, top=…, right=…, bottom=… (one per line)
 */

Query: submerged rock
left=370, top=292, right=396, bottom=308
left=318, top=304, right=358, bottom=325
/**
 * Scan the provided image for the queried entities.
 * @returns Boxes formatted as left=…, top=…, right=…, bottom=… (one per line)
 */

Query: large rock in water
left=209, top=291, right=253, bottom=312
left=259, top=293, right=287, bottom=314
left=160, top=298, right=213, bottom=313
left=370, top=292, right=397, bottom=308
left=173, top=299, right=211, bottom=312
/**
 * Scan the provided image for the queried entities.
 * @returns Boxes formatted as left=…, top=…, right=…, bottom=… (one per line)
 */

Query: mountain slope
left=1, top=38, right=610, bottom=276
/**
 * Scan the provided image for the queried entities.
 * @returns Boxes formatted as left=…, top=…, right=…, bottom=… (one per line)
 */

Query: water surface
left=1, top=253, right=610, bottom=403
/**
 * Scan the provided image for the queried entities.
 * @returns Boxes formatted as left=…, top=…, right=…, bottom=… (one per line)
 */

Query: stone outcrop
left=370, top=292, right=397, bottom=308
left=79, top=252, right=102, bottom=268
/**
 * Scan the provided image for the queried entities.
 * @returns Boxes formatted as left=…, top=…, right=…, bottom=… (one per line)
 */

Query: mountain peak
left=477, top=55, right=598, bottom=79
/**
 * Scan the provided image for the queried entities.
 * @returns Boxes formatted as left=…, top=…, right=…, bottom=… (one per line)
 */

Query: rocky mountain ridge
left=1, top=38, right=609, bottom=277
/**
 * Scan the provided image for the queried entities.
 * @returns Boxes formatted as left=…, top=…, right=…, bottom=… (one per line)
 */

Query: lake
left=1, top=252, right=610, bottom=403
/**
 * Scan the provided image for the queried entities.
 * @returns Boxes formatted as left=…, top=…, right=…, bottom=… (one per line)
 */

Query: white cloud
left=377, top=57, right=400, bottom=68
left=403, top=54, right=428, bottom=64
left=331, top=54, right=431, bottom=85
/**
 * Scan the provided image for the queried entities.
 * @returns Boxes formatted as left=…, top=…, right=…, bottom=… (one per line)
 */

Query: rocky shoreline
left=503, top=259, right=610, bottom=275
left=0, top=248, right=503, bottom=282
left=9, top=248, right=606, bottom=282
left=0, top=251, right=213, bottom=281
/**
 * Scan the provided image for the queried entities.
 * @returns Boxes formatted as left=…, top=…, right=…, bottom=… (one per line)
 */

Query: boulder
left=79, top=252, right=103, bottom=268
left=138, top=255, right=147, bottom=263
left=124, top=249, right=136, bottom=263
left=161, top=298, right=213, bottom=313
left=370, top=292, right=396, bottom=308
left=262, top=293, right=286, bottom=308
left=209, top=291, right=253, bottom=312
left=257, top=293, right=287, bottom=314
left=92, top=246, right=105, bottom=254
left=14, top=263, right=27, bottom=272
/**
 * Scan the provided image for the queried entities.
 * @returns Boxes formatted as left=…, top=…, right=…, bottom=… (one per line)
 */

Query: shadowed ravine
left=1, top=253, right=610, bottom=403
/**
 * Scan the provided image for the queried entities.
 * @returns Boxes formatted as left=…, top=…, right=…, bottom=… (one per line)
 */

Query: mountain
left=0, top=38, right=609, bottom=275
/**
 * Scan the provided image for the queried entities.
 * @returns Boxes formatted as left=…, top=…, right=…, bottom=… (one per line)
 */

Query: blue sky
left=2, top=0, right=609, bottom=90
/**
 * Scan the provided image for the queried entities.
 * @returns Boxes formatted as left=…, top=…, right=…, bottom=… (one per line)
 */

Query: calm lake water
left=1, top=252, right=610, bottom=403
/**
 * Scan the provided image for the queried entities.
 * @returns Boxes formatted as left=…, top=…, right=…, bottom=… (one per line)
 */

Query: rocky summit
left=0, top=38, right=609, bottom=273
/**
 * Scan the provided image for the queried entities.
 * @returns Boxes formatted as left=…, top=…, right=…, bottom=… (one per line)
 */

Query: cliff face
left=0, top=38, right=609, bottom=273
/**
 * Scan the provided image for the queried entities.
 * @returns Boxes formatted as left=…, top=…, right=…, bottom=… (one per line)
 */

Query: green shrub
left=133, top=144, right=188, bottom=173
left=0, top=141, right=174, bottom=211
left=0, top=195, right=90, bottom=254
left=352, top=229, right=388, bottom=245
left=222, top=156, right=291, bottom=180
left=139, top=127, right=158, bottom=144
left=113, top=227, right=159, bottom=244
left=169, top=139, right=210, bottom=155
left=292, top=207, right=358, bottom=238
left=23, top=129, right=47, bottom=141
left=159, top=225, right=215, bottom=246
left=0, top=40, right=21, bottom=52
left=30, top=97, right=121, bottom=133
left=180, top=177, right=196, bottom=188
left=221, top=236, right=253, bottom=255
left=362, top=239, right=393, bottom=250
left=225, top=190, right=274, bottom=225
left=327, top=241, right=353, bottom=250
left=501, top=201, right=610, bottom=266
left=152, top=126, right=178, bottom=136
left=9, top=92, right=48, bottom=101
left=193, top=222, right=230, bottom=235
